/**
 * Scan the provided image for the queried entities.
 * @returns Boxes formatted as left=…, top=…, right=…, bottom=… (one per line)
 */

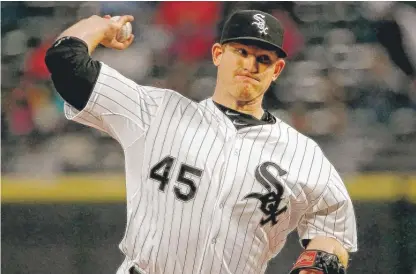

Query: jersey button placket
left=234, top=135, right=241, bottom=156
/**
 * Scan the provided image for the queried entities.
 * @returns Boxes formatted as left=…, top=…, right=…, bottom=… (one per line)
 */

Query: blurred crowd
left=2, top=1, right=416, bottom=178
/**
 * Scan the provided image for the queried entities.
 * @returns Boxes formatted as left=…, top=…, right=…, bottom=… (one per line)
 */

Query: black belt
left=129, top=266, right=145, bottom=274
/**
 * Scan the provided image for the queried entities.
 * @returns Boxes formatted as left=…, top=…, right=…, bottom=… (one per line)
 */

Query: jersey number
left=149, top=156, right=203, bottom=202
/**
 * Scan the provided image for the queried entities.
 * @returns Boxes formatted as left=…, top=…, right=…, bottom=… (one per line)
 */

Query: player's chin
left=233, top=87, right=260, bottom=101
left=235, top=81, right=258, bottom=91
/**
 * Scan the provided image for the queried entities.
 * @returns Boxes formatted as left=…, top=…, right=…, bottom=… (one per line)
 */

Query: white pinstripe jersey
left=65, top=63, right=358, bottom=274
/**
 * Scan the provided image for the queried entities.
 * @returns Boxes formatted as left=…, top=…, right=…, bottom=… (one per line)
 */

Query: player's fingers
left=115, top=35, right=135, bottom=50
left=103, top=15, right=111, bottom=19
left=111, top=35, right=134, bottom=50
left=118, top=15, right=134, bottom=25
left=122, top=34, right=135, bottom=48
left=109, top=41, right=126, bottom=50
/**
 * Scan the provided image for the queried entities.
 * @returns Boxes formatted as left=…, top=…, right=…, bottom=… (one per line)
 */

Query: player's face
left=212, top=42, right=285, bottom=102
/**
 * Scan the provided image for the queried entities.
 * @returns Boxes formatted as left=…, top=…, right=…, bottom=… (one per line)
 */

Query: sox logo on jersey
left=244, top=162, right=288, bottom=226
left=64, top=63, right=358, bottom=274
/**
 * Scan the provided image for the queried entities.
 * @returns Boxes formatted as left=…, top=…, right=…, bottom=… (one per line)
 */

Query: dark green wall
left=2, top=201, right=415, bottom=274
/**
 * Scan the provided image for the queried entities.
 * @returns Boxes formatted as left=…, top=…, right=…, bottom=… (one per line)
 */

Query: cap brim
left=221, top=37, right=287, bottom=58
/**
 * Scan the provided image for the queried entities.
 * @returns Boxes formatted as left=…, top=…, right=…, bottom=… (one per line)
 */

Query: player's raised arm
left=45, top=15, right=170, bottom=148
left=54, top=15, right=135, bottom=55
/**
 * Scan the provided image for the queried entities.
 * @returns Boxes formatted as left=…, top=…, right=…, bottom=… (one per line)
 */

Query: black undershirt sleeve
left=44, top=36, right=102, bottom=111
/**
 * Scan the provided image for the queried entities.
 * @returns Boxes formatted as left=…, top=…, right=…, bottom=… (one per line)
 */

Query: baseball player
left=45, top=10, right=357, bottom=274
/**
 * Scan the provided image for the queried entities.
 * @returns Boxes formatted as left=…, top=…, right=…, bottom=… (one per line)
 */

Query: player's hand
left=100, top=15, right=135, bottom=50
left=56, top=14, right=135, bottom=54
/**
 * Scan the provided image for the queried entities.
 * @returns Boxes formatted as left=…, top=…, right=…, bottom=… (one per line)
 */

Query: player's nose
left=242, top=55, right=258, bottom=73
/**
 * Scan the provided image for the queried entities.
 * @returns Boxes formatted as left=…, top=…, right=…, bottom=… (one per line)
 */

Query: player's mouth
left=235, top=74, right=259, bottom=83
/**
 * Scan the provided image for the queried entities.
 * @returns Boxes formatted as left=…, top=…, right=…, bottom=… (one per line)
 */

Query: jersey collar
left=201, top=98, right=276, bottom=130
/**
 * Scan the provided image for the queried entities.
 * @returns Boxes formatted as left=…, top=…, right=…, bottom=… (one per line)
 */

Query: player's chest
left=145, top=114, right=293, bottom=194
left=146, top=111, right=284, bottom=169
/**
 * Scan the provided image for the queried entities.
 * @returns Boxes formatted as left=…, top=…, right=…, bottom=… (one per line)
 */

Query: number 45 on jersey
left=150, top=156, right=203, bottom=202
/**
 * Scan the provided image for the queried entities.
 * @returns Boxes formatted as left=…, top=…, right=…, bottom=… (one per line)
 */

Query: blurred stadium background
left=1, top=1, right=416, bottom=274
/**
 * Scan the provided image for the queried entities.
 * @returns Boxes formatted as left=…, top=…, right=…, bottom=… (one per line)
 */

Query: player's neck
left=212, top=89, right=264, bottom=119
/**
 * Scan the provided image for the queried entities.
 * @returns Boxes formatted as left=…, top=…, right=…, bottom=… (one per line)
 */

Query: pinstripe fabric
left=65, top=63, right=357, bottom=274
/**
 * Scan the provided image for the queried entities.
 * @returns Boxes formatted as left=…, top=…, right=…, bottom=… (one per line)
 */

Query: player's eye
left=236, top=48, right=248, bottom=57
left=257, top=55, right=271, bottom=65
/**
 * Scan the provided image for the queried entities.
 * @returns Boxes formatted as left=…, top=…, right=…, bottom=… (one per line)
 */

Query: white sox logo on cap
left=252, top=14, right=268, bottom=35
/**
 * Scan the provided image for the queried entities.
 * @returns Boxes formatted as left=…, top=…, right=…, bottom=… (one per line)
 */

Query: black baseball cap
left=220, top=10, right=287, bottom=58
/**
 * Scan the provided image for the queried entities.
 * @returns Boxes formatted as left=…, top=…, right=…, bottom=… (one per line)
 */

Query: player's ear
left=272, top=59, right=285, bottom=81
left=212, top=43, right=224, bottom=67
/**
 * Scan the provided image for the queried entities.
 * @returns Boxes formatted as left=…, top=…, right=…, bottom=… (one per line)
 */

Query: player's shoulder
left=272, top=117, right=331, bottom=168
left=275, top=117, right=321, bottom=149
left=275, top=118, right=341, bottom=186
left=99, top=62, right=183, bottom=96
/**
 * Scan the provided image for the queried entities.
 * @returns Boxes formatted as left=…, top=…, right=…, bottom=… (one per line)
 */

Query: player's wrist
left=289, top=250, right=346, bottom=274
left=56, top=16, right=108, bottom=55
left=304, top=236, right=349, bottom=267
left=57, top=33, right=104, bottom=55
